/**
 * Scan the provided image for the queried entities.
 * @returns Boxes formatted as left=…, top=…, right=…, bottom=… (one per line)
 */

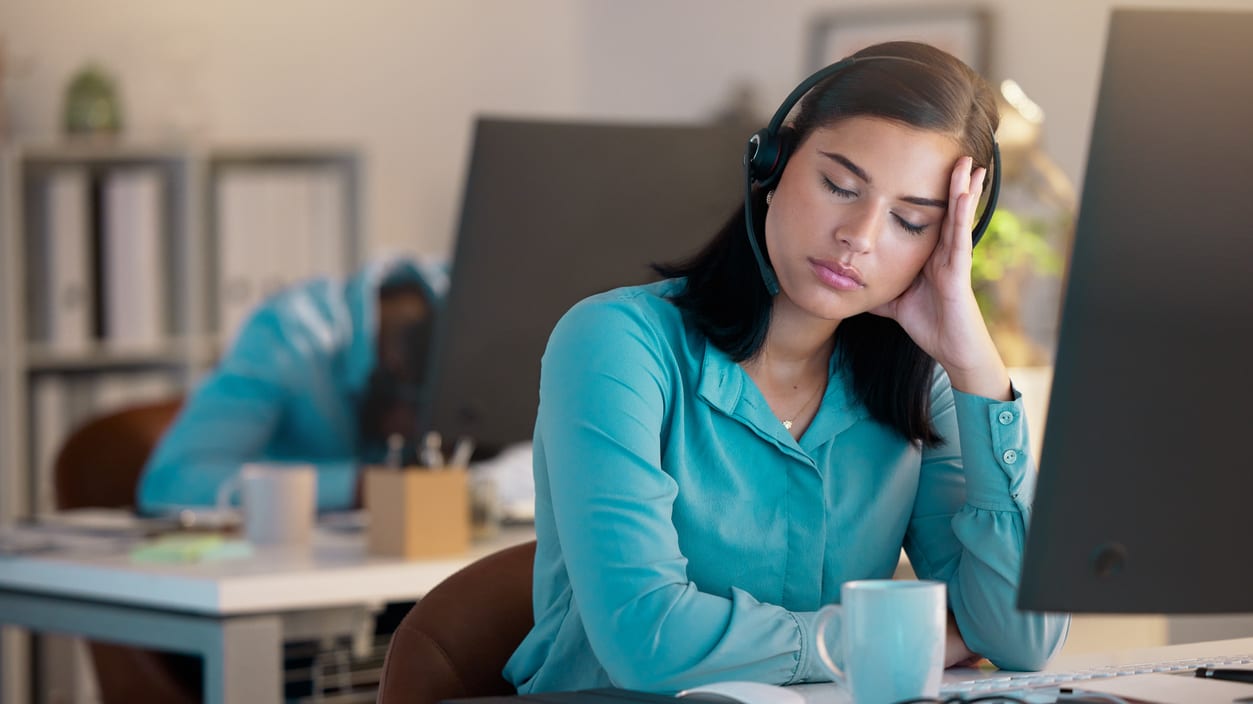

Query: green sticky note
left=131, top=534, right=253, bottom=563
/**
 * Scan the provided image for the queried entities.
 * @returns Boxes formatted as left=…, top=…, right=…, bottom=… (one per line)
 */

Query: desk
left=1041, top=636, right=1253, bottom=672
left=785, top=637, right=1253, bottom=704
left=447, top=638, right=1253, bottom=704
left=0, top=523, right=536, bottom=704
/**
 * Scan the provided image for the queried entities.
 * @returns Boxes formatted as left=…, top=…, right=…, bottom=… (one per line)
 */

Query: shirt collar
left=800, top=354, right=867, bottom=453
left=697, top=337, right=868, bottom=459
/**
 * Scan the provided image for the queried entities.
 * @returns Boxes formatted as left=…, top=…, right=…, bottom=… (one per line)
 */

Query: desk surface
left=1045, top=635, right=1253, bottom=671
left=779, top=637, right=1253, bottom=704
left=452, top=639, right=1253, bottom=704
left=0, top=522, right=535, bottom=615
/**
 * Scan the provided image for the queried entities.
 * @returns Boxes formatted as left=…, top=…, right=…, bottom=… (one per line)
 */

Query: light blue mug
left=814, top=579, right=946, bottom=704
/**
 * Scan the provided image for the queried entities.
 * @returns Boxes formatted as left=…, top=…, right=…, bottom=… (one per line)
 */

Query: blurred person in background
left=137, top=256, right=446, bottom=515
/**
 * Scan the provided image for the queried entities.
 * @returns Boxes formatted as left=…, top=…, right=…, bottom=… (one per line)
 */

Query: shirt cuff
left=951, top=386, right=1035, bottom=512
left=788, top=610, right=832, bottom=684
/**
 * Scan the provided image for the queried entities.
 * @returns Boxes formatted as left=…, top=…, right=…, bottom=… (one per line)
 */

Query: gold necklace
left=780, top=382, right=826, bottom=430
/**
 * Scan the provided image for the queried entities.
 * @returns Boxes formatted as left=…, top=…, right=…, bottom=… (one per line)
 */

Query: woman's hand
left=870, top=156, right=1012, bottom=400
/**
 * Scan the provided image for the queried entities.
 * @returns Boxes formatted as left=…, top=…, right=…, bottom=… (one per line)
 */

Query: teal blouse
left=504, top=280, right=1069, bottom=693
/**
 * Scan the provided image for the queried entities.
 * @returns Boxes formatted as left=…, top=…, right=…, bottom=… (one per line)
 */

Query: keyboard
left=940, top=651, right=1253, bottom=701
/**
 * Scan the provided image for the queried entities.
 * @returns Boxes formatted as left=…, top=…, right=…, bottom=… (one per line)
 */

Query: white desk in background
left=0, top=520, right=536, bottom=704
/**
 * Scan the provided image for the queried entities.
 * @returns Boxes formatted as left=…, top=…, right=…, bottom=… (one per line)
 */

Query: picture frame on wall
left=807, top=6, right=991, bottom=76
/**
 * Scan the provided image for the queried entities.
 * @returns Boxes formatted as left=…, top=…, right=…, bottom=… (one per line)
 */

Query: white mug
left=216, top=463, right=317, bottom=548
left=814, top=579, right=946, bottom=704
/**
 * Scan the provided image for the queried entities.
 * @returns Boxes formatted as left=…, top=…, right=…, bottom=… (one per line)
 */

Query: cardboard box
left=364, top=466, right=470, bottom=559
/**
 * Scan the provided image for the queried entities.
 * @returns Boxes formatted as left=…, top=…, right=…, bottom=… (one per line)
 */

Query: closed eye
left=820, top=176, right=856, bottom=199
left=893, top=214, right=926, bottom=235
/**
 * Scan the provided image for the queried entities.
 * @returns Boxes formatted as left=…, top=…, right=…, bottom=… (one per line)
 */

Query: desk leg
left=1, top=626, right=31, bottom=704
left=203, top=614, right=283, bottom=704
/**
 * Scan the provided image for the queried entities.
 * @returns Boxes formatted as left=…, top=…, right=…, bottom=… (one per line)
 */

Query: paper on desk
left=471, top=442, right=536, bottom=521
left=0, top=531, right=59, bottom=556
left=787, top=683, right=850, bottom=704
left=34, top=508, right=175, bottom=537
left=1078, top=672, right=1253, bottom=703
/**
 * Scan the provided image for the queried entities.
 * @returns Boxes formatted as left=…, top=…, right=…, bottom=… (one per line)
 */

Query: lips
left=810, top=258, right=865, bottom=291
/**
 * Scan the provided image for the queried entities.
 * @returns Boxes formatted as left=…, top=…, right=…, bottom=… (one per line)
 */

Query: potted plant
left=971, top=208, right=1066, bottom=367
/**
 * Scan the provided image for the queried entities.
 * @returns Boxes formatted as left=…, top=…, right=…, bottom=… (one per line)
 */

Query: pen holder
left=364, top=466, right=471, bottom=559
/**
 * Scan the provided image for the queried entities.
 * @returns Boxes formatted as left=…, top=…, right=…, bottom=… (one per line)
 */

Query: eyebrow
left=821, top=151, right=870, bottom=183
left=820, top=151, right=948, bottom=209
left=903, top=195, right=948, bottom=209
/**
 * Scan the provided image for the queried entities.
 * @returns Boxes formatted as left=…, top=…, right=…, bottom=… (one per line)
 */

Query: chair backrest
left=378, top=539, right=537, bottom=704
left=50, top=397, right=198, bottom=704
left=53, top=397, right=184, bottom=510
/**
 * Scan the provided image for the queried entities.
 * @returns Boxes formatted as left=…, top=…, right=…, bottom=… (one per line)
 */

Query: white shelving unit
left=1, top=144, right=21, bottom=528
left=1, top=142, right=34, bottom=704
left=2, top=140, right=362, bottom=516
left=0, top=139, right=362, bottom=704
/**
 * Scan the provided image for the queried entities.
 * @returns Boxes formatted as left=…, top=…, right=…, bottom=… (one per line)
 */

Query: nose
left=835, top=201, right=882, bottom=254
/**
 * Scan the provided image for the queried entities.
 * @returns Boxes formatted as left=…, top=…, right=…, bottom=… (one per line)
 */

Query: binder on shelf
left=216, top=169, right=269, bottom=347
left=91, top=371, right=179, bottom=413
left=215, top=165, right=350, bottom=346
left=307, top=166, right=347, bottom=280
left=30, top=376, right=69, bottom=514
left=34, top=168, right=93, bottom=352
left=29, top=376, right=93, bottom=513
left=262, top=169, right=312, bottom=296
left=100, top=168, right=167, bottom=352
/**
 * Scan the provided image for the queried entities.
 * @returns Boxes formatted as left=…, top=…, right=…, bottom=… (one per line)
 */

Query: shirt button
left=1002, top=449, right=1019, bottom=465
left=998, top=410, right=1015, bottom=425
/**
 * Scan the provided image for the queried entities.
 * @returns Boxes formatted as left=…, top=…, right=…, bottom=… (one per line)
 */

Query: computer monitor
left=424, top=117, right=746, bottom=457
left=1018, top=8, right=1253, bottom=614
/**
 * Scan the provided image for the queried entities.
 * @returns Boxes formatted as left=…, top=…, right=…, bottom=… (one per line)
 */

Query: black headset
left=742, top=55, right=1002, bottom=296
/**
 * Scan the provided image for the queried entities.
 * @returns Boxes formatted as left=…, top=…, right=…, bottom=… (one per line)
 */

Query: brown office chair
left=377, top=539, right=538, bottom=704
left=54, top=397, right=184, bottom=510
left=52, top=397, right=201, bottom=704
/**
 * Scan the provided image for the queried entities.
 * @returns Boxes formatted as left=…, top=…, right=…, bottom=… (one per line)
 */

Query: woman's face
left=764, top=116, right=963, bottom=321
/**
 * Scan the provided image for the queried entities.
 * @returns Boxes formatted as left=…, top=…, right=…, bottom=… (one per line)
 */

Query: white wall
left=1, top=0, right=587, bottom=256
left=4, top=0, right=1253, bottom=258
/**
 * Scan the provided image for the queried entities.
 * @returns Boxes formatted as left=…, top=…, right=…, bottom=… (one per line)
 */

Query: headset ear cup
left=746, top=128, right=777, bottom=185
left=755, top=127, right=796, bottom=189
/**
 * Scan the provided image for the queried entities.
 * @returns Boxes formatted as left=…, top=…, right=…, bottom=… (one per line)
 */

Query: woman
left=504, top=41, right=1069, bottom=693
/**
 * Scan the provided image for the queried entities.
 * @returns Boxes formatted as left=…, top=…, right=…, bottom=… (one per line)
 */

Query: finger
left=954, top=167, right=987, bottom=259
left=944, top=157, right=974, bottom=259
left=970, top=166, right=987, bottom=199
left=968, top=167, right=987, bottom=217
left=950, top=192, right=974, bottom=268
